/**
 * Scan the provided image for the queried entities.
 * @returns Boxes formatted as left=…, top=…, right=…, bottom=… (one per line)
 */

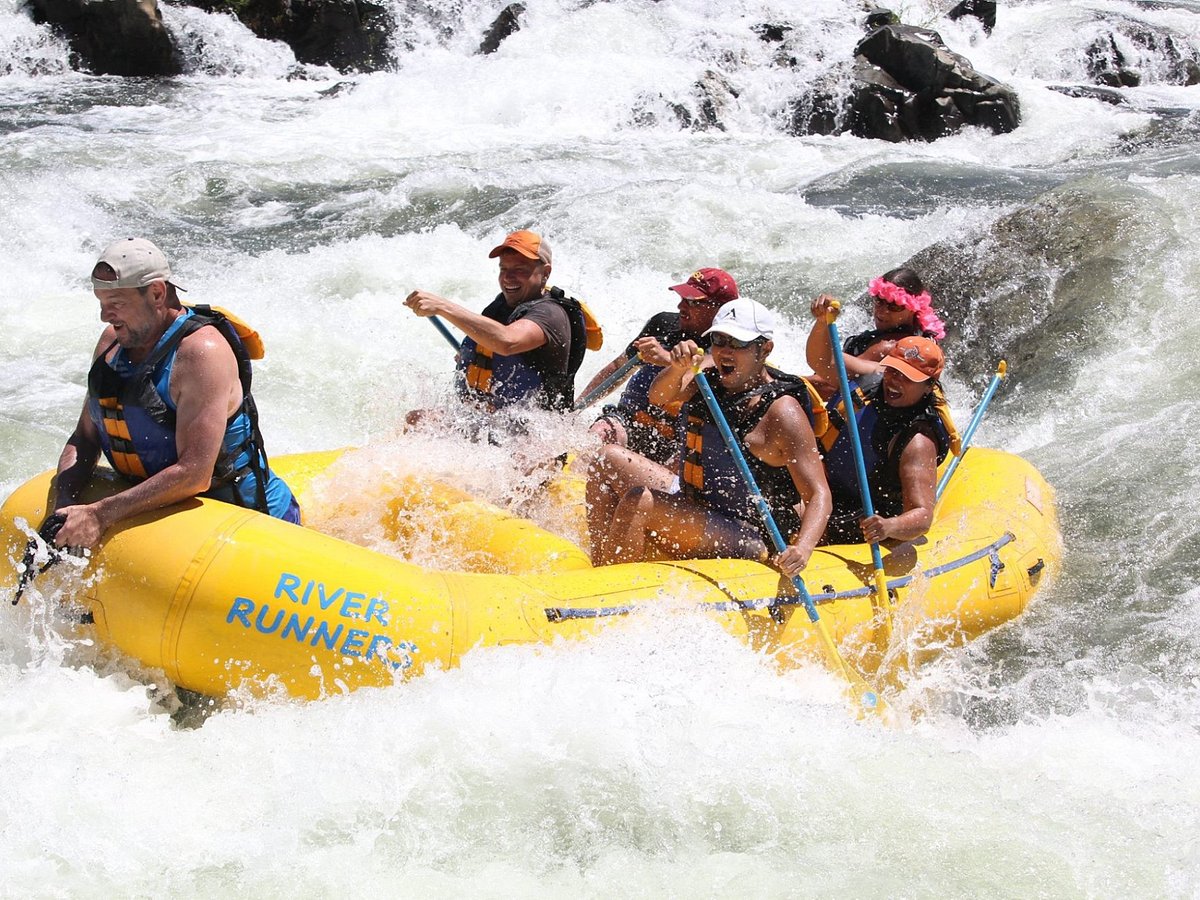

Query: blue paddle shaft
left=826, top=318, right=885, bottom=572
left=430, top=315, right=462, bottom=351
left=936, top=367, right=1005, bottom=500
left=692, top=370, right=821, bottom=623
left=574, top=354, right=641, bottom=411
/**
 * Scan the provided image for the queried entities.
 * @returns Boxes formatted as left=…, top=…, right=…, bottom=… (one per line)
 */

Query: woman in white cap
left=600, top=299, right=831, bottom=577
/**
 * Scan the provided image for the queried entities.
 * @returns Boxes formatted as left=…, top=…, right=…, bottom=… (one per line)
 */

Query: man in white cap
left=52, top=237, right=300, bottom=549
left=596, top=298, right=831, bottom=575
left=403, top=229, right=595, bottom=417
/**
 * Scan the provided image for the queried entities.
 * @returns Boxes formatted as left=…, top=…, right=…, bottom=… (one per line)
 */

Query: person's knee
left=622, top=485, right=656, bottom=513
left=589, top=416, right=627, bottom=446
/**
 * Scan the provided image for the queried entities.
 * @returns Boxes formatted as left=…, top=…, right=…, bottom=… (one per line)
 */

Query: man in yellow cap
left=404, top=230, right=587, bottom=415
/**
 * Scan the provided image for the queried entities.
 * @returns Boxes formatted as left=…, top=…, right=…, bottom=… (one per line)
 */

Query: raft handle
left=1027, top=558, right=1045, bottom=583
left=988, top=550, right=1005, bottom=588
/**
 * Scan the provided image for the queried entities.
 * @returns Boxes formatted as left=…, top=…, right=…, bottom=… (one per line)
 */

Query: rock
left=863, top=7, right=898, bottom=30
left=850, top=24, right=1020, bottom=140
left=629, top=70, right=738, bottom=131
left=478, top=3, right=525, bottom=55
left=946, top=0, right=997, bottom=34
left=1084, top=21, right=1200, bottom=88
left=894, top=177, right=1175, bottom=389
left=1086, top=34, right=1141, bottom=88
left=752, top=22, right=792, bottom=43
left=188, top=0, right=392, bottom=72
left=791, top=25, right=1020, bottom=141
left=1046, top=84, right=1128, bottom=105
left=692, top=69, right=738, bottom=130
left=27, top=0, right=179, bottom=76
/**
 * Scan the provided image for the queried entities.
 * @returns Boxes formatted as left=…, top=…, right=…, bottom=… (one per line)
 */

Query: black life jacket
left=681, top=371, right=829, bottom=543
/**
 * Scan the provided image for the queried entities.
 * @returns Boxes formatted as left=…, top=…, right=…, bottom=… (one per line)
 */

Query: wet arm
left=863, top=431, right=938, bottom=543
left=55, top=332, right=235, bottom=547
left=762, top=401, right=832, bottom=569
left=647, top=340, right=703, bottom=409
left=405, top=290, right=546, bottom=355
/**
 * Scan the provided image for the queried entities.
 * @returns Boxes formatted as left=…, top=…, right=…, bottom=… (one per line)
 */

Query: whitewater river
left=3, top=0, right=1200, bottom=894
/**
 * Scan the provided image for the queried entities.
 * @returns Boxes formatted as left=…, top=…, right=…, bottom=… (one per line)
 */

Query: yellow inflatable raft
left=0, top=447, right=1059, bottom=700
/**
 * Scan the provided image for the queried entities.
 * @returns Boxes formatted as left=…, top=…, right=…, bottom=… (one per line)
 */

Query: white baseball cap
left=703, top=298, right=776, bottom=343
left=91, top=238, right=185, bottom=291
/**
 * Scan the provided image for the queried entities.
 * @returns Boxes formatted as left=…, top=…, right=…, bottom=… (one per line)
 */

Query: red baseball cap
left=488, top=230, right=552, bottom=264
left=669, top=267, right=739, bottom=305
left=880, top=336, right=945, bottom=382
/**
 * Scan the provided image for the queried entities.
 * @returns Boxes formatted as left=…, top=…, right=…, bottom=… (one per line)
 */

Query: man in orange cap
left=405, top=230, right=587, bottom=415
left=809, top=313, right=957, bottom=544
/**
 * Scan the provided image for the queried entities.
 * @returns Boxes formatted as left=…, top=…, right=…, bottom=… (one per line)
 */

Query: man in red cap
left=583, top=267, right=739, bottom=461
left=808, top=314, right=957, bottom=544
left=405, top=230, right=590, bottom=416
left=581, top=268, right=739, bottom=556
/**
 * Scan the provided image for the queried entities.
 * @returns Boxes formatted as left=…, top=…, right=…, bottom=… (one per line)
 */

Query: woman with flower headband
left=804, top=267, right=946, bottom=395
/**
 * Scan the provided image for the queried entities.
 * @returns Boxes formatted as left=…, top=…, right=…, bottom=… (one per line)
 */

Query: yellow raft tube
left=0, top=447, right=1059, bottom=699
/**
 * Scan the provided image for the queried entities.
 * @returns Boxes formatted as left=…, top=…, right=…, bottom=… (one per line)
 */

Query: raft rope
left=543, top=531, right=1015, bottom=622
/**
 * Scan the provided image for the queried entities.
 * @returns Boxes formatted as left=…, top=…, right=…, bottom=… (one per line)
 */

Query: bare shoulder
left=176, top=323, right=235, bottom=364
left=763, top=392, right=809, bottom=431
left=900, top=428, right=938, bottom=464
left=91, top=326, right=118, bottom=361
left=174, top=323, right=238, bottom=387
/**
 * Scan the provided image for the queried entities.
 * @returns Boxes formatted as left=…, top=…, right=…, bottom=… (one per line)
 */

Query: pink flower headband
left=868, top=276, right=946, bottom=341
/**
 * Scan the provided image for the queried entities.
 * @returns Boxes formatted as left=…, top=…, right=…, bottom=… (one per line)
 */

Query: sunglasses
left=681, top=295, right=723, bottom=307
left=873, top=296, right=907, bottom=313
left=709, top=333, right=761, bottom=350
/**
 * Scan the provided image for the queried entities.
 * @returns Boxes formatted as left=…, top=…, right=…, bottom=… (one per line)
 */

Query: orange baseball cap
left=488, top=230, right=552, bottom=264
left=880, top=336, right=944, bottom=382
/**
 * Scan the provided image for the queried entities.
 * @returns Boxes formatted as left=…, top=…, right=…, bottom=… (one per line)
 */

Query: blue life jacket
left=600, top=314, right=709, bottom=464
left=86, top=307, right=298, bottom=521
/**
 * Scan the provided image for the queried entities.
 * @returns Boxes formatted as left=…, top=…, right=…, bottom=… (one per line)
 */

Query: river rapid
left=2, top=0, right=1200, bottom=895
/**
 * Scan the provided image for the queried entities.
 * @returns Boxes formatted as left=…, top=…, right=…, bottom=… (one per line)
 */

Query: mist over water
left=3, top=0, right=1200, bottom=893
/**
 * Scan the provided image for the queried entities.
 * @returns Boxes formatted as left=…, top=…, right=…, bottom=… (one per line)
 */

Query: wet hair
left=880, top=267, right=925, bottom=296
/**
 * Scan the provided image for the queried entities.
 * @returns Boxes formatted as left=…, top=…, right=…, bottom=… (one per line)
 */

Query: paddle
left=573, top=355, right=640, bottom=411
left=936, top=361, right=1007, bottom=502
left=691, top=364, right=887, bottom=719
left=12, top=513, right=67, bottom=604
left=429, top=315, right=462, bottom=352
left=824, top=302, right=894, bottom=644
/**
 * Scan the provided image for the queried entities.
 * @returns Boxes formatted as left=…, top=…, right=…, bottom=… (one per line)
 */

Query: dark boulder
left=27, top=0, right=179, bottom=76
left=1086, top=34, right=1141, bottom=88
left=791, top=25, right=1020, bottom=141
left=478, top=3, right=525, bottom=55
left=1084, top=21, right=1200, bottom=87
left=188, top=0, right=392, bottom=72
left=863, top=7, right=898, bottom=30
left=1046, top=84, right=1128, bottom=106
left=629, top=70, right=738, bottom=131
left=946, top=0, right=996, bottom=35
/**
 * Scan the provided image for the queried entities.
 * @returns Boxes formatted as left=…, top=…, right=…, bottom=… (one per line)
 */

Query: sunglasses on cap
left=708, top=333, right=762, bottom=350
